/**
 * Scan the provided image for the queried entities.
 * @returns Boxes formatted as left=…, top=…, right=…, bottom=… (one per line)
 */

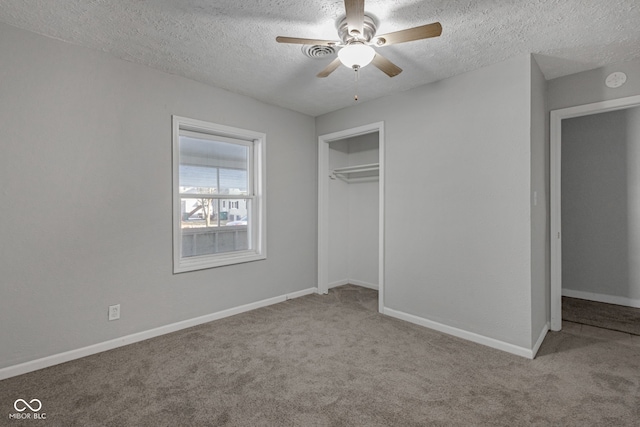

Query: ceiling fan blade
left=344, top=0, right=365, bottom=37
left=317, top=58, right=342, bottom=78
left=373, top=22, right=442, bottom=47
left=276, top=36, right=339, bottom=46
left=371, top=53, right=402, bottom=77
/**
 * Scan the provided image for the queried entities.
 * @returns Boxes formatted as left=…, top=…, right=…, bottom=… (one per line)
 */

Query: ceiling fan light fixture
left=338, top=44, right=375, bottom=68
left=276, top=1, right=442, bottom=79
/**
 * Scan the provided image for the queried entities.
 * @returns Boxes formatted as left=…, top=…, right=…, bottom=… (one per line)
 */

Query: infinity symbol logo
left=14, top=399, right=42, bottom=412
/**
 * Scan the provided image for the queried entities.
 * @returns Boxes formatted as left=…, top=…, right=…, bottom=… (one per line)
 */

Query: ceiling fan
left=276, top=0, right=442, bottom=78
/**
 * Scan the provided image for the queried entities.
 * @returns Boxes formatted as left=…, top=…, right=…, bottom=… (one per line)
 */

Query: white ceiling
left=1, top=0, right=639, bottom=116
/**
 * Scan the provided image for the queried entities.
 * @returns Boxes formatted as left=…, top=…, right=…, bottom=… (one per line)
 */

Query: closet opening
left=550, top=95, right=640, bottom=331
left=318, top=122, right=385, bottom=313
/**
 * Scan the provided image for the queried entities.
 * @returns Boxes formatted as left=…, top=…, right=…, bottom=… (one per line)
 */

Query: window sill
left=174, top=250, right=266, bottom=273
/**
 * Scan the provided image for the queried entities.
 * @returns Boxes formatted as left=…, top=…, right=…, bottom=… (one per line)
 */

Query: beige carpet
left=562, top=296, right=640, bottom=336
left=1, top=284, right=639, bottom=426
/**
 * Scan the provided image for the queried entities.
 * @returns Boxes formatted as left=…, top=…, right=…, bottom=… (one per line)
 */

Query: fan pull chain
left=353, top=65, right=360, bottom=102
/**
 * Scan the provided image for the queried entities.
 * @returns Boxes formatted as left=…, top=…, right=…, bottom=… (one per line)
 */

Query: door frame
left=550, top=94, right=640, bottom=331
left=318, top=122, right=385, bottom=313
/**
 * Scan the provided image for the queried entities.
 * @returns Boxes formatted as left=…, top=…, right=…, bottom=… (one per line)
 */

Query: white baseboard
left=285, top=288, right=317, bottom=300
left=383, top=307, right=536, bottom=359
left=348, top=279, right=379, bottom=290
left=532, top=323, right=550, bottom=358
left=0, top=287, right=317, bottom=381
left=328, top=279, right=349, bottom=289
left=328, top=279, right=378, bottom=290
left=562, top=289, right=640, bottom=309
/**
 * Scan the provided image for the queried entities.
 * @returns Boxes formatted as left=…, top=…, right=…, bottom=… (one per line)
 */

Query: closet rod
left=332, top=162, right=379, bottom=175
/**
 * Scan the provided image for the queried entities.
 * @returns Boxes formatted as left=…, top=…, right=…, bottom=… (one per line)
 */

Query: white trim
left=348, top=279, right=379, bottom=290
left=328, top=279, right=350, bottom=289
left=532, top=323, right=550, bottom=358
left=318, top=139, right=329, bottom=295
left=284, top=288, right=318, bottom=300
left=550, top=94, right=640, bottom=331
left=562, top=289, right=640, bottom=309
left=317, top=122, right=385, bottom=312
left=384, top=308, right=537, bottom=359
left=0, top=287, right=317, bottom=381
left=176, top=251, right=266, bottom=272
left=378, top=123, right=385, bottom=313
left=327, top=279, right=379, bottom=290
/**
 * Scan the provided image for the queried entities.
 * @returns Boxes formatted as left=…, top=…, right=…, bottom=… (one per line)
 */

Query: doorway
left=550, top=94, right=640, bottom=331
left=318, top=122, right=385, bottom=313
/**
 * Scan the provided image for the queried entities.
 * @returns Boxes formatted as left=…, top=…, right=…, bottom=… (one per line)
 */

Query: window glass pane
left=181, top=198, right=219, bottom=227
left=219, top=168, right=248, bottom=195
left=180, top=198, right=249, bottom=258
left=179, top=164, right=218, bottom=194
left=179, top=135, right=249, bottom=195
left=221, top=198, right=249, bottom=228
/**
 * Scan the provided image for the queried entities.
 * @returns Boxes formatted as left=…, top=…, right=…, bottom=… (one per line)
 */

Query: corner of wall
left=529, top=54, right=550, bottom=347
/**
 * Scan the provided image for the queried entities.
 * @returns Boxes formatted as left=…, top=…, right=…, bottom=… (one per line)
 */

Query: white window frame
left=172, top=115, right=266, bottom=273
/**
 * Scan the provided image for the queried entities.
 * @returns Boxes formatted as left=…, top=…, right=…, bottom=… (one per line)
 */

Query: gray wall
left=548, top=59, right=640, bottom=111
left=530, top=58, right=550, bottom=343
left=317, top=54, right=543, bottom=349
left=0, top=23, right=317, bottom=369
left=561, top=107, right=640, bottom=301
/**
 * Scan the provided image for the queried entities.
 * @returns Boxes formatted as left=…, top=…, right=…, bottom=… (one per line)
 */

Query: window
left=172, top=116, right=266, bottom=272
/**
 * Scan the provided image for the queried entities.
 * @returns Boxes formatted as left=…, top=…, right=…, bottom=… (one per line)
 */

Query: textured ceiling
left=1, top=0, right=639, bottom=116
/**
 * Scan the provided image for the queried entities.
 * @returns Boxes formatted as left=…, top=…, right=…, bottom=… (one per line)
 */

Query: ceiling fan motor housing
left=338, top=15, right=377, bottom=44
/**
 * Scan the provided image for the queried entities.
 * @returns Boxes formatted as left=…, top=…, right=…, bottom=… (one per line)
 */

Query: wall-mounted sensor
left=605, top=72, right=627, bottom=88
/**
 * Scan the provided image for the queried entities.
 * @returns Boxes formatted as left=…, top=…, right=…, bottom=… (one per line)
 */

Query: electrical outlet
left=108, top=304, right=120, bottom=321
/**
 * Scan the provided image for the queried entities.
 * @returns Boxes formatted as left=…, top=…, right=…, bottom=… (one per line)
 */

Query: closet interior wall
left=561, top=107, right=640, bottom=308
left=328, top=132, right=379, bottom=289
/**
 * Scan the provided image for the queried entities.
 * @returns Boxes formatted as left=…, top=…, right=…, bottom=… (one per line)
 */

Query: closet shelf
left=330, top=163, right=379, bottom=182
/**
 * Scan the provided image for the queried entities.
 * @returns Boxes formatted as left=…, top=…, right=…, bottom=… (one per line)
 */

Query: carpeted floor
left=2, top=284, right=639, bottom=426
left=562, top=296, right=640, bottom=336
